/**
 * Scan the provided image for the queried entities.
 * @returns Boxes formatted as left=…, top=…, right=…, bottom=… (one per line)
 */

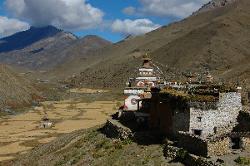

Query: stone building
left=188, top=92, right=241, bottom=137
left=150, top=84, right=242, bottom=137
left=147, top=84, right=243, bottom=156
left=40, top=114, right=53, bottom=129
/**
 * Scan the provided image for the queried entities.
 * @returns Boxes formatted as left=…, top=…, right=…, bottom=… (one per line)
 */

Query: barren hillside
left=0, top=65, right=39, bottom=110
left=48, top=35, right=112, bottom=79
left=64, top=0, right=250, bottom=89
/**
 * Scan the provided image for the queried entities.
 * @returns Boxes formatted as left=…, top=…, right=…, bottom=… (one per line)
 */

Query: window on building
left=231, top=137, right=241, bottom=149
left=193, top=129, right=202, bottom=136
left=214, top=127, right=217, bottom=134
left=197, top=117, right=202, bottom=122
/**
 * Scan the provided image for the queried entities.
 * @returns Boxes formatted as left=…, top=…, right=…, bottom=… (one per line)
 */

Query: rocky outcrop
left=195, top=0, right=238, bottom=14
left=103, top=119, right=134, bottom=140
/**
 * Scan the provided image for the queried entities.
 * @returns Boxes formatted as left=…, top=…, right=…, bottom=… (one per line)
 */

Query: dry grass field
left=0, top=88, right=119, bottom=162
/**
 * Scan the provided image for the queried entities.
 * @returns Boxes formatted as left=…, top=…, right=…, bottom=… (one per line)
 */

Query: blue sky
left=0, top=0, right=4, bottom=14
left=0, top=0, right=209, bottom=42
left=74, top=0, right=176, bottom=42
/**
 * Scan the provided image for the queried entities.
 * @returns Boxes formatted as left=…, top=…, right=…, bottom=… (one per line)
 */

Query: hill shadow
left=0, top=26, right=61, bottom=53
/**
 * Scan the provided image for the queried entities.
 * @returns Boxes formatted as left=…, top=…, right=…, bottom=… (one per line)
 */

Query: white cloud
left=0, top=16, right=30, bottom=38
left=124, top=0, right=210, bottom=18
left=111, top=19, right=160, bottom=36
left=5, top=0, right=104, bottom=30
left=122, top=6, right=136, bottom=15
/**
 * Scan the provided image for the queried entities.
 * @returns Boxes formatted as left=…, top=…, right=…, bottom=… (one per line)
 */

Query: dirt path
left=0, top=88, right=118, bottom=162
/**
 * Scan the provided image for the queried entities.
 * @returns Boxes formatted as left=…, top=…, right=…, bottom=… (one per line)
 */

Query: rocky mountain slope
left=0, top=26, right=111, bottom=69
left=0, top=65, right=40, bottom=110
left=48, top=36, right=113, bottom=81
left=65, top=0, right=250, bottom=89
left=195, top=0, right=237, bottom=14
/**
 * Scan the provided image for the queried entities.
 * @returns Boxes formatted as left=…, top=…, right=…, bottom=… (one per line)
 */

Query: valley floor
left=0, top=88, right=118, bottom=163
left=1, top=88, right=248, bottom=166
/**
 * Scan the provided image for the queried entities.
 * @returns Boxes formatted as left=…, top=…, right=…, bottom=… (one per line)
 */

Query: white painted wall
left=189, top=92, right=242, bottom=138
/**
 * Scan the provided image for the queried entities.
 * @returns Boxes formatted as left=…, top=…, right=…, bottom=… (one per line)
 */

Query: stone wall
left=177, top=132, right=231, bottom=157
left=150, top=95, right=190, bottom=135
left=241, top=137, right=250, bottom=151
left=177, top=132, right=208, bottom=156
left=189, top=92, right=241, bottom=137
left=103, top=119, right=133, bottom=140
left=163, top=145, right=216, bottom=166
left=207, top=137, right=230, bottom=156
left=173, top=109, right=190, bottom=135
left=218, top=92, right=242, bottom=109
left=189, top=108, right=237, bottom=137
left=234, top=111, right=250, bottom=132
left=248, top=92, right=250, bottom=103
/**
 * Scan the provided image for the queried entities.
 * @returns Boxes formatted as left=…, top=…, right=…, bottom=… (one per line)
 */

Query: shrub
left=114, top=141, right=123, bottom=149
left=235, top=156, right=250, bottom=165
left=176, top=149, right=188, bottom=161
left=122, top=138, right=133, bottom=145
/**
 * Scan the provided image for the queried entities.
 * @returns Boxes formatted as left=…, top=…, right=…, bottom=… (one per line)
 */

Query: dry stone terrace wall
left=207, top=137, right=230, bottom=156
left=177, top=132, right=230, bottom=157
left=241, top=137, right=250, bottom=151
left=177, top=132, right=208, bottom=156
left=103, top=119, right=133, bottom=140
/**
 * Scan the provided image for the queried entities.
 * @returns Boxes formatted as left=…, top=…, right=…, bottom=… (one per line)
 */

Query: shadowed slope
left=0, top=26, right=62, bottom=53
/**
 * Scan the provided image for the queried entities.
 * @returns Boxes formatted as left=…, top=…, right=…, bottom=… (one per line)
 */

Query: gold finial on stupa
left=142, top=53, right=151, bottom=61
left=142, top=53, right=152, bottom=68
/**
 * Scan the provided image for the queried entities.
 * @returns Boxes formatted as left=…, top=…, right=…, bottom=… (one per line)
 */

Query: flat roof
left=160, top=84, right=237, bottom=103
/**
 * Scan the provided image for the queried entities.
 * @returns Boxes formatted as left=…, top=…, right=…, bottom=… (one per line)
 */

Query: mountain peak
left=82, top=35, right=105, bottom=40
left=0, top=25, right=63, bottom=53
left=29, top=25, right=62, bottom=32
left=80, top=35, right=112, bottom=44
